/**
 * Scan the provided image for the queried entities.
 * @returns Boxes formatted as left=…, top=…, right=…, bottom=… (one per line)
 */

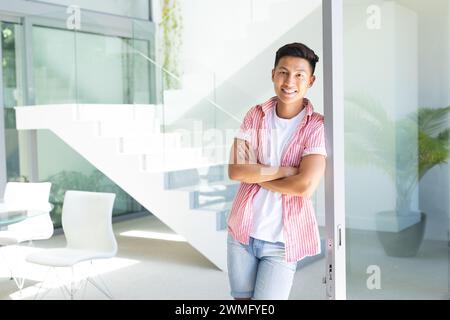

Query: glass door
left=0, top=19, right=26, bottom=191
left=342, top=0, right=449, bottom=299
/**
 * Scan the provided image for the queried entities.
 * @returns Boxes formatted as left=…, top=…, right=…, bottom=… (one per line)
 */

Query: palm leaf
left=417, top=106, right=450, bottom=138
left=417, top=107, right=450, bottom=179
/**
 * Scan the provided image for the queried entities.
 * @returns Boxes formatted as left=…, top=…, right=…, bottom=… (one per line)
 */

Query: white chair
left=0, top=182, right=53, bottom=292
left=26, top=190, right=117, bottom=300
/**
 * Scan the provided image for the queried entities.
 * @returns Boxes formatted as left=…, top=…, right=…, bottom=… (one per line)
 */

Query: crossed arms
left=228, top=138, right=326, bottom=198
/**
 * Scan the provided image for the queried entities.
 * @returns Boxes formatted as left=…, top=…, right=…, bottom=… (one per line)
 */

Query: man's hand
left=236, top=139, right=257, bottom=164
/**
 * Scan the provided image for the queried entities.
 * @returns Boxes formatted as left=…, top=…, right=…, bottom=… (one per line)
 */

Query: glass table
left=0, top=203, right=51, bottom=227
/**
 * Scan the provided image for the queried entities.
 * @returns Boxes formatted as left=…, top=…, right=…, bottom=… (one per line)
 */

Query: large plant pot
left=375, top=211, right=426, bottom=257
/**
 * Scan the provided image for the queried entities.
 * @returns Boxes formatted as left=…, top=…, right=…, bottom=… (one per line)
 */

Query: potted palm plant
left=345, top=95, right=449, bottom=257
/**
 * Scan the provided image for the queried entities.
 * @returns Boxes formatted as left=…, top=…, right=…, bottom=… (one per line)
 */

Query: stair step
left=136, top=145, right=229, bottom=173
left=190, top=199, right=232, bottom=232
left=195, top=188, right=238, bottom=208
left=200, top=145, right=230, bottom=164
left=15, top=104, right=76, bottom=129
left=97, top=119, right=161, bottom=138
left=190, top=182, right=239, bottom=209
left=170, top=178, right=236, bottom=191
left=145, top=148, right=203, bottom=161
left=197, top=200, right=233, bottom=212
left=163, top=164, right=228, bottom=190
left=119, top=125, right=230, bottom=160
left=164, top=168, right=201, bottom=189
left=140, top=153, right=225, bottom=173
left=76, top=104, right=136, bottom=122
left=199, top=164, right=227, bottom=182
left=168, top=178, right=239, bottom=209
left=216, top=210, right=229, bottom=231
left=193, top=201, right=233, bottom=232
left=120, top=133, right=183, bottom=154
left=96, top=105, right=163, bottom=138
left=133, top=104, right=161, bottom=123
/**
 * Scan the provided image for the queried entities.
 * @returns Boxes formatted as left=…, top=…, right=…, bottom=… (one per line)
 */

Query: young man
left=227, top=42, right=327, bottom=300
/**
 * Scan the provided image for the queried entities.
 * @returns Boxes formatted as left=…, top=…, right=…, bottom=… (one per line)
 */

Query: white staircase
left=15, top=104, right=237, bottom=271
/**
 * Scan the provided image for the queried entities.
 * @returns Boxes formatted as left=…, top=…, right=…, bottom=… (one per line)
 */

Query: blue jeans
left=227, top=233, right=297, bottom=300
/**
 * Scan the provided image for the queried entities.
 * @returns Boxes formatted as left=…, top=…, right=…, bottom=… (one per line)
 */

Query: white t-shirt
left=250, top=106, right=306, bottom=243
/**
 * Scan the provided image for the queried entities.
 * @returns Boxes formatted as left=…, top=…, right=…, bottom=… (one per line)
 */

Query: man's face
left=272, top=56, right=315, bottom=107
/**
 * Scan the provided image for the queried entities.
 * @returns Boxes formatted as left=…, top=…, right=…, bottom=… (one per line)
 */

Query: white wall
left=159, top=0, right=323, bottom=130
left=180, top=0, right=321, bottom=85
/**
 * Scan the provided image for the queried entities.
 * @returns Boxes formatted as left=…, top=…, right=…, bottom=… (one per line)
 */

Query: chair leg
left=86, top=276, right=113, bottom=299
left=33, top=267, right=51, bottom=300
left=33, top=261, right=114, bottom=300
left=70, top=267, right=75, bottom=300
left=1, top=240, right=38, bottom=296
left=85, top=260, right=114, bottom=300
left=81, top=274, right=89, bottom=299
left=54, top=267, right=72, bottom=299
left=34, top=267, right=71, bottom=300
left=11, top=240, right=35, bottom=294
left=48, top=265, right=86, bottom=300
left=0, top=244, right=27, bottom=294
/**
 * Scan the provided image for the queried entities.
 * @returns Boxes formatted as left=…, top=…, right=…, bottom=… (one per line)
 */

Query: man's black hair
left=274, top=42, right=319, bottom=74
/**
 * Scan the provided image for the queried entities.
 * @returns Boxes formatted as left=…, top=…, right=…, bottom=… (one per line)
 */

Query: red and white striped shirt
left=228, top=96, right=327, bottom=262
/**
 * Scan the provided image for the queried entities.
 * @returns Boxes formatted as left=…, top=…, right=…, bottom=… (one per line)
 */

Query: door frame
left=323, top=0, right=346, bottom=300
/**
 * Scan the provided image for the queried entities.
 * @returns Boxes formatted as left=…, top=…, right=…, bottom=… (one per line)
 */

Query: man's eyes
left=278, top=71, right=306, bottom=79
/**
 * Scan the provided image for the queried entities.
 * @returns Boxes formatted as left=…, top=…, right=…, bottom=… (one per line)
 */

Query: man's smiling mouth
left=281, top=88, right=298, bottom=95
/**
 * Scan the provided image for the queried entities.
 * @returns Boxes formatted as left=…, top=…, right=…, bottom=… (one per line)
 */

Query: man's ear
left=309, top=75, right=316, bottom=88
left=271, top=69, right=275, bottom=82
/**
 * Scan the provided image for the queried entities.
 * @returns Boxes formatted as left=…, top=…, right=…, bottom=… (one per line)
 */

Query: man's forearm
left=228, top=164, right=297, bottom=184
left=259, top=174, right=311, bottom=197
left=260, top=154, right=326, bottom=197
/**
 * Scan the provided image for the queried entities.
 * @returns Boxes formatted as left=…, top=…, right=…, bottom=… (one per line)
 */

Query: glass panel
left=1, top=22, right=26, bottom=182
left=343, top=0, right=449, bottom=299
left=26, top=0, right=150, bottom=20
left=129, top=38, right=153, bottom=104
left=33, top=26, right=77, bottom=104
left=28, top=11, right=152, bottom=227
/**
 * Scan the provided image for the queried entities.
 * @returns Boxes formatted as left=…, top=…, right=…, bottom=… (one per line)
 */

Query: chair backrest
left=62, top=190, right=117, bottom=255
left=4, top=182, right=52, bottom=211
left=3, top=182, right=54, bottom=241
